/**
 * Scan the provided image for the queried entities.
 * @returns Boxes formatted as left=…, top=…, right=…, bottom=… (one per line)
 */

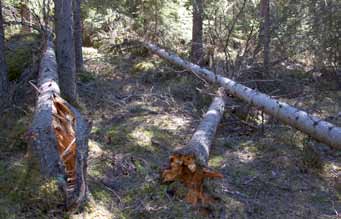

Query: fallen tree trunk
left=27, top=36, right=90, bottom=210
left=145, top=42, right=341, bottom=150
left=162, top=88, right=225, bottom=205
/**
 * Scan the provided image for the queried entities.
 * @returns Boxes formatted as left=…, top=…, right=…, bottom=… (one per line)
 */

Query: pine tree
left=54, top=0, right=77, bottom=103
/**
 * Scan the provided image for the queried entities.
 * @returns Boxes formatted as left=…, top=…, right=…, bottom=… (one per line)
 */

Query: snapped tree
left=162, top=88, right=226, bottom=205
left=28, top=34, right=90, bottom=210
left=144, top=42, right=341, bottom=150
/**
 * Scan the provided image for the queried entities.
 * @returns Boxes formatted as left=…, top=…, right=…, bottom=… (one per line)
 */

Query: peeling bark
left=28, top=36, right=90, bottom=210
left=162, top=88, right=225, bottom=205
left=145, top=42, right=341, bottom=150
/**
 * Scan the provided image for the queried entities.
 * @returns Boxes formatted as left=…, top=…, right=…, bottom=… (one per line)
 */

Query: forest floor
left=1, top=42, right=341, bottom=218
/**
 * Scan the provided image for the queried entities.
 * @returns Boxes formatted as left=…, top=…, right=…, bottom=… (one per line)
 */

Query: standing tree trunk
left=73, top=0, right=83, bottom=72
left=260, top=0, right=270, bottom=73
left=42, top=0, right=51, bottom=27
left=20, top=0, right=31, bottom=33
left=191, top=0, right=204, bottom=65
left=0, top=0, right=8, bottom=107
left=54, top=0, right=77, bottom=103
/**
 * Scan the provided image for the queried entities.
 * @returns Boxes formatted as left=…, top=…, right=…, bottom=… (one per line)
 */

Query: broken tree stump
left=144, top=42, right=341, bottom=150
left=162, top=88, right=226, bottom=205
left=27, top=36, right=90, bottom=210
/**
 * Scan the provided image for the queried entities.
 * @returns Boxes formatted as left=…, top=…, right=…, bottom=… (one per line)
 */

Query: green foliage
left=82, top=7, right=135, bottom=48
left=5, top=33, right=40, bottom=81
left=131, top=60, right=156, bottom=74
left=83, top=0, right=192, bottom=50
left=0, top=157, right=64, bottom=218
left=79, top=70, right=96, bottom=83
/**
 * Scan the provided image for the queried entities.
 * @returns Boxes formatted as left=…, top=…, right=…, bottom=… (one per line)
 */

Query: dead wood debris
left=52, top=94, right=78, bottom=195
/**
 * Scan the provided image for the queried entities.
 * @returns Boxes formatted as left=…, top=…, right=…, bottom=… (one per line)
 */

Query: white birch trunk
left=175, top=88, right=226, bottom=167
left=162, top=89, right=225, bottom=205
left=145, top=42, right=341, bottom=150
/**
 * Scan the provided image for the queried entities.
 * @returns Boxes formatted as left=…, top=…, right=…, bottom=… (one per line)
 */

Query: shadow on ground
left=1, top=44, right=341, bottom=218
left=76, top=47, right=341, bottom=218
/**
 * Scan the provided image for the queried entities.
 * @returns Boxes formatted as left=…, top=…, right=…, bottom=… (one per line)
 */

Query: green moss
left=8, top=119, right=28, bottom=152
left=209, top=155, right=224, bottom=168
left=107, top=124, right=130, bottom=145
left=134, top=159, right=146, bottom=175
left=311, top=192, right=329, bottom=204
left=167, top=181, right=187, bottom=200
left=150, top=127, right=175, bottom=145
left=91, top=126, right=101, bottom=135
left=0, top=156, right=64, bottom=218
left=79, top=71, right=96, bottom=83
left=128, top=126, right=155, bottom=151
left=107, top=121, right=176, bottom=152
left=6, top=47, right=31, bottom=80
left=128, top=105, right=150, bottom=114
left=88, top=159, right=110, bottom=178
left=246, top=145, right=261, bottom=153
left=231, top=166, right=257, bottom=185
left=5, top=33, right=40, bottom=81
left=166, top=76, right=212, bottom=110
left=131, top=61, right=155, bottom=74
left=0, top=113, right=30, bottom=153
left=130, top=47, right=149, bottom=57
left=91, top=185, right=113, bottom=204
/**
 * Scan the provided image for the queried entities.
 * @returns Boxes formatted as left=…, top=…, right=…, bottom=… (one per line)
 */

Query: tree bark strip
left=162, top=88, right=225, bottom=205
left=0, top=0, right=8, bottom=108
left=28, top=36, right=90, bottom=210
left=54, top=0, right=77, bottom=103
left=20, top=0, right=31, bottom=33
left=191, top=0, right=204, bottom=64
left=144, top=42, right=341, bottom=150
left=260, top=0, right=270, bottom=73
left=73, top=0, right=84, bottom=72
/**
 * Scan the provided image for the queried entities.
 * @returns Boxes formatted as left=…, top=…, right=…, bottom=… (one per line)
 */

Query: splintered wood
left=28, top=35, right=90, bottom=211
left=162, top=154, right=223, bottom=205
left=52, top=94, right=77, bottom=193
left=145, top=42, right=341, bottom=149
left=162, top=88, right=226, bottom=205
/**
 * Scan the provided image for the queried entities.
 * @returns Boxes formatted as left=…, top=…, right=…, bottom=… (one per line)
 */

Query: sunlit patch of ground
left=77, top=47, right=341, bottom=218
left=2, top=44, right=341, bottom=218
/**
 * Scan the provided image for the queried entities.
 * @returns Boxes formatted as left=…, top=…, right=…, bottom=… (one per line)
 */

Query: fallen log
left=27, top=36, right=90, bottom=210
left=145, top=42, right=341, bottom=150
left=162, top=88, right=225, bottom=205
